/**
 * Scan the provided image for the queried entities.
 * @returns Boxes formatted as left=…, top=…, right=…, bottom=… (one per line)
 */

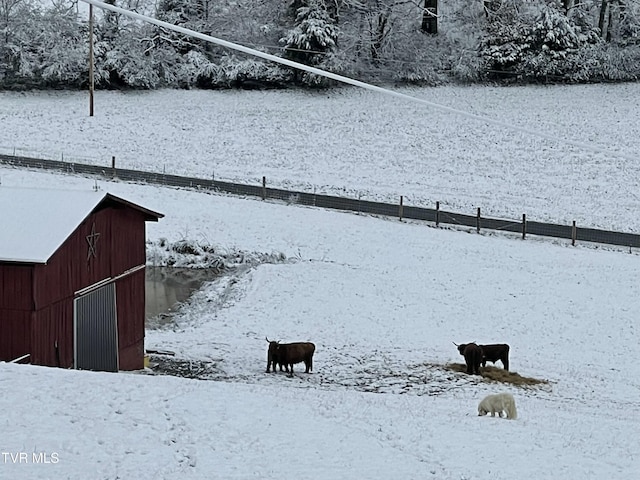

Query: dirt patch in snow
left=145, top=355, right=549, bottom=395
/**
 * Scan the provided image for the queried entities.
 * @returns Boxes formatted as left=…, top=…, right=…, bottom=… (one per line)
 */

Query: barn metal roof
left=0, top=187, right=163, bottom=264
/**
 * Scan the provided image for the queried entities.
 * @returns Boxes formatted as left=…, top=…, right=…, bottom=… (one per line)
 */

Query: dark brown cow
left=278, top=342, right=315, bottom=375
left=456, top=342, right=482, bottom=375
left=266, top=338, right=286, bottom=373
left=266, top=338, right=315, bottom=375
left=479, top=343, right=510, bottom=371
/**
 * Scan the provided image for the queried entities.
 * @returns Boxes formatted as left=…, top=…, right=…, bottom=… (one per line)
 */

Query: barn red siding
left=0, top=264, right=33, bottom=309
left=0, top=310, right=31, bottom=362
left=33, top=207, right=146, bottom=308
left=0, top=265, right=34, bottom=361
left=31, top=300, right=74, bottom=368
left=108, top=206, right=146, bottom=275
left=116, top=268, right=146, bottom=371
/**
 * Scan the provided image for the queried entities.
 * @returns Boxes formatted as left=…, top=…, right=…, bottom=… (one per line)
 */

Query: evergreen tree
left=282, top=1, right=339, bottom=65
left=479, top=0, right=534, bottom=76
left=532, top=3, right=600, bottom=53
left=520, top=4, right=601, bottom=81
left=281, top=0, right=340, bottom=85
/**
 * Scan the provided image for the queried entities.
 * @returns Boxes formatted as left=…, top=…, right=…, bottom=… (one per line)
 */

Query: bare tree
left=599, top=0, right=626, bottom=41
left=421, top=0, right=437, bottom=34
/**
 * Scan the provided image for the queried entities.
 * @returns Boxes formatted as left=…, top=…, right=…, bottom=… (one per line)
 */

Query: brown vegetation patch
left=445, top=363, right=549, bottom=387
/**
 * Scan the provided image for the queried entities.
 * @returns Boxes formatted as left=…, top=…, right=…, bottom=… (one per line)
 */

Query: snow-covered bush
left=480, top=2, right=607, bottom=83
left=214, top=56, right=293, bottom=89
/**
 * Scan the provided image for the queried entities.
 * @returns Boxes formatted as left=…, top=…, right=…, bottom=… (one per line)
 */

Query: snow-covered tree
left=281, top=1, right=339, bottom=65
left=154, top=0, right=209, bottom=54
left=0, top=0, right=40, bottom=84
left=479, top=0, right=535, bottom=75
left=3, top=0, right=640, bottom=88
left=38, top=2, right=88, bottom=87
left=89, top=2, right=164, bottom=88
left=531, top=3, right=600, bottom=52
left=281, top=0, right=340, bottom=85
left=601, top=0, right=640, bottom=45
left=479, top=1, right=609, bottom=82
left=518, top=4, right=600, bottom=81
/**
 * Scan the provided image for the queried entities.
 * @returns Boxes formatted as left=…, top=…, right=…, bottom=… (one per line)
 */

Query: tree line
left=1, top=0, right=639, bottom=90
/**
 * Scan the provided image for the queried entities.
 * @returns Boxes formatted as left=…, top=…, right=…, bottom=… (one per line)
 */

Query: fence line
left=2, top=153, right=640, bottom=249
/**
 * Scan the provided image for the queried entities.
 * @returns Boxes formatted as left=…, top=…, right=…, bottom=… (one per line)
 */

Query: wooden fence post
left=572, top=220, right=576, bottom=246
left=522, top=213, right=526, bottom=240
left=476, top=207, right=481, bottom=234
left=262, top=176, right=266, bottom=200
left=399, top=195, right=403, bottom=221
left=436, top=201, right=440, bottom=227
left=111, top=156, right=116, bottom=178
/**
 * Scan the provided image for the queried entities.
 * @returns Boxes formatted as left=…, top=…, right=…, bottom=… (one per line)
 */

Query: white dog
left=478, top=393, right=517, bottom=420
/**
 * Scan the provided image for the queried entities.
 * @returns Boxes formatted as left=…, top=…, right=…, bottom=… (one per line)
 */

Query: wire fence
left=2, top=152, right=640, bottom=249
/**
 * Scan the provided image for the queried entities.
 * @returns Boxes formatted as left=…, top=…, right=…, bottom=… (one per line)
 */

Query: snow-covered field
left=2, top=83, right=640, bottom=231
left=1, top=85, right=640, bottom=479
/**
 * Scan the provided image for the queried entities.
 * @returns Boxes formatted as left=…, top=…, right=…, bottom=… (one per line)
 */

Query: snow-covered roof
left=0, top=187, right=162, bottom=264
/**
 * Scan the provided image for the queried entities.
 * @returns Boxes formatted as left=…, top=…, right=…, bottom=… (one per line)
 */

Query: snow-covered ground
left=1, top=85, right=640, bottom=479
left=2, top=83, right=640, bottom=231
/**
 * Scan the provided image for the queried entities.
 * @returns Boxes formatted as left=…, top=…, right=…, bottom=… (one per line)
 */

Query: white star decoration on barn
left=86, top=222, right=100, bottom=261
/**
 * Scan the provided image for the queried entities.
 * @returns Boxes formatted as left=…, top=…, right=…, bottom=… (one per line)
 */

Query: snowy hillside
left=1, top=84, right=639, bottom=479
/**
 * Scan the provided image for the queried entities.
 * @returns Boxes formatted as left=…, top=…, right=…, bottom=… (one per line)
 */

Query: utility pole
left=89, top=3, right=95, bottom=116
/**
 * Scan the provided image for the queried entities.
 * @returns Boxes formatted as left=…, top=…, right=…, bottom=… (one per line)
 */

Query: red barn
left=0, top=187, right=163, bottom=372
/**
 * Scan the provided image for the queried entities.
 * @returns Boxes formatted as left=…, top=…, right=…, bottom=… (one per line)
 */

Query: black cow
left=266, top=338, right=287, bottom=373
left=456, top=342, right=482, bottom=375
left=479, top=343, right=510, bottom=371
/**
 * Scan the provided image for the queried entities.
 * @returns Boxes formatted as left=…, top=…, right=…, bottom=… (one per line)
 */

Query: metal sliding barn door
left=74, top=282, right=118, bottom=372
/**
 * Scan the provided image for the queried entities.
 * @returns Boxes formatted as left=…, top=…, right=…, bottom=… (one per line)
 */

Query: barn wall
left=0, top=264, right=34, bottom=361
left=0, top=264, right=33, bottom=309
left=29, top=205, right=148, bottom=370
left=116, top=268, right=146, bottom=371
left=33, top=207, right=146, bottom=308
left=0, top=310, right=32, bottom=362
left=108, top=206, right=147, bottom=276
left=30, top=299, right=74, bottom=368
